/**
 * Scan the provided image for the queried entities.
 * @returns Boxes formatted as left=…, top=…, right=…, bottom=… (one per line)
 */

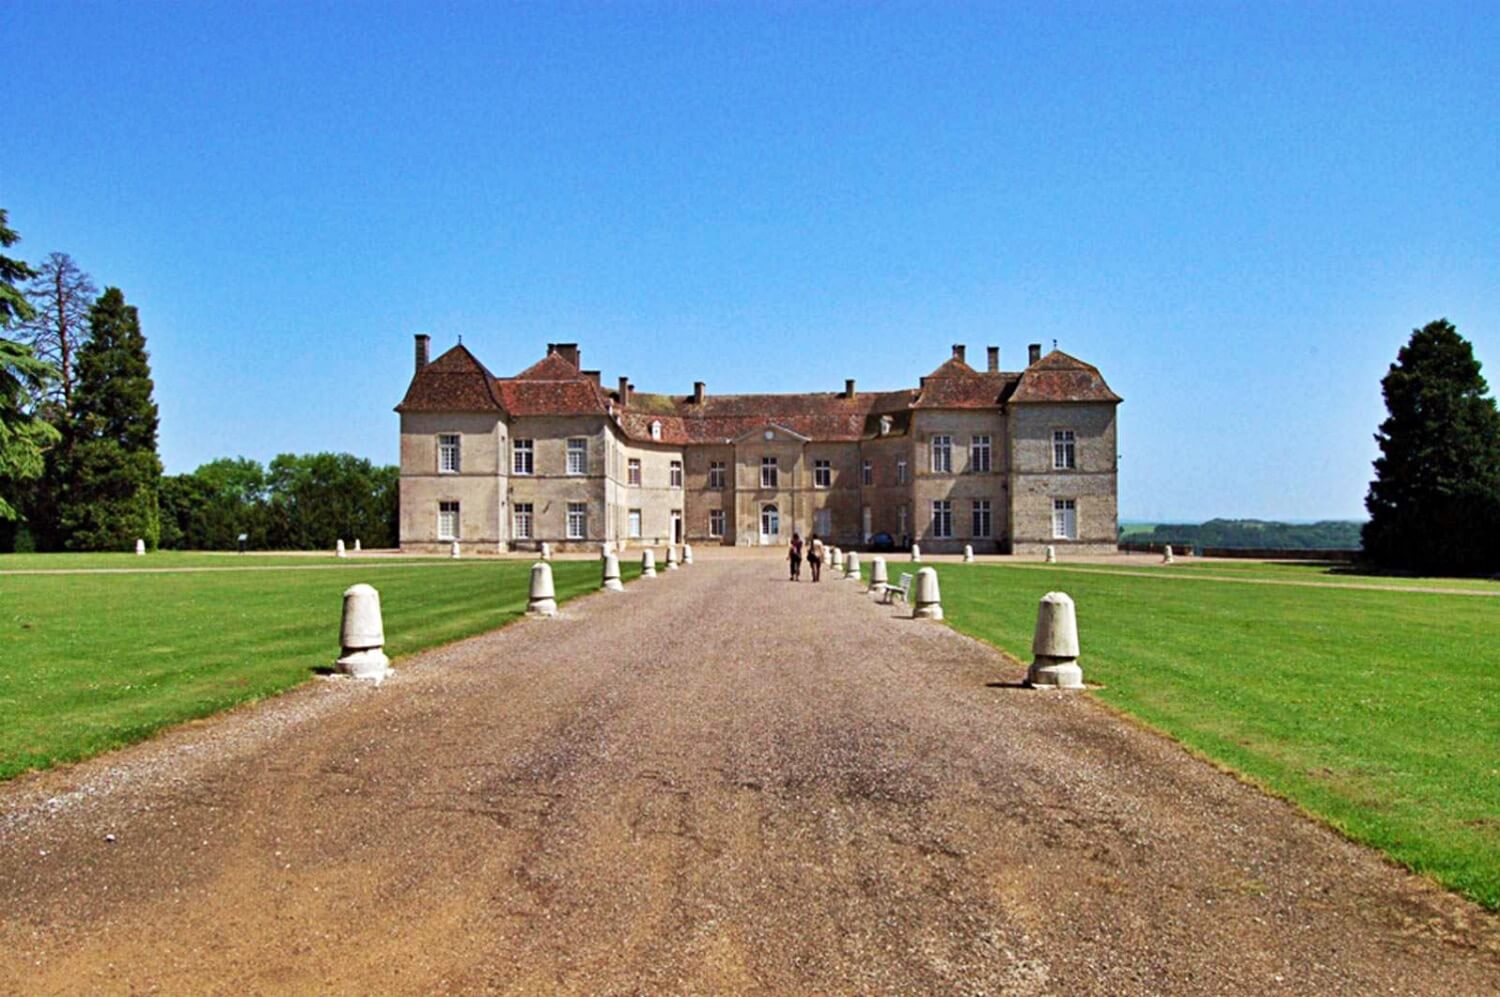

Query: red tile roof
left=395, top=345, right=504, bottom=412
left=1008, top=350, right=1122, bottom=404
left=911, top=356, right=1019, bottom=409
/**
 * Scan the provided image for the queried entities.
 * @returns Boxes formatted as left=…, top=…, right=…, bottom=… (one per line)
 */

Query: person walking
left=808, top=534, right=824, bottom=582
left=788, top=532, right=803, bottom=581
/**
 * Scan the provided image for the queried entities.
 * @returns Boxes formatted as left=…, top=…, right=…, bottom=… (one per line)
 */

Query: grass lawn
left=0, top=557, right=638, bottom=781
left=1013, top=556, right=1500, bottom=593
left=932, top=562, right=1500, bottom=911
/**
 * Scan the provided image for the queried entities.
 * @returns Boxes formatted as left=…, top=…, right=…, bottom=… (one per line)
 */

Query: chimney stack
left=693, top=381, right=705, bottom=404
left=582, top=369, right=601, bottom=387
left=844, top=378, right=856, bottom=399
left=1028, top=343, right=1042, bottom=366
left=952, top=344, right=966, bottom=363
left=414, top=334, right=430, bottom=373
left=618, top=376, right=631, bottom=407
left=547, top=343, right=581, bottom=368
left=987, top=346, right=999, bottom=372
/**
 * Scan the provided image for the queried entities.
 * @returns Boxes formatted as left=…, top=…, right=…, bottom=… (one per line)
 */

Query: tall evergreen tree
left=60, top=287, right=163, bottom=550
left=21, top=252, right=95, bottom=413
left=0, top=209, right=60, bottom=526
left=1363, top=319, right=1500, bottom=575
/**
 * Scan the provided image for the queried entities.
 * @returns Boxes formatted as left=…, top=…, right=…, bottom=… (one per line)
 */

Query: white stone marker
left=845, top=551, right=862, bottom=581
left=868, top=556, right=889, bottom=599
left=1027, top=591, right=1083, bottom=689
left=451, top=540, right=461, bottom=559
left=912, top=567, right=943, bottom=620
left=336, top=583, right=391, bottom=684
left=601, top=551, right=624, bottom=591
left=354, top=539, right=362, bottom=553
left=963, top=544, right=974, bottom=563
left=682, top=544, right=693, bottom=565
left=1163, top=545, right=1175, bottom=564
left=528, top=562, right=557, bottom=616
left=540, top=541, right=552, bottom=561
left=830, top=547, right=842, bottom=570
left=336, top=539, right=347, bottom=558
left=601, top=542, right=612, bottom=559
left=665, top=544, right=680, bottom=570
left=1044, top=545, right=1056, bottom=564
left=641, top=549, right=657, bottom=577
left=135, top=538, right=145, bottom=556
left=910, top=544, right=921, bottom=563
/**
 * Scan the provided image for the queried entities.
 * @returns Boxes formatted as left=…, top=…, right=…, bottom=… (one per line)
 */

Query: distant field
left=934, top=562, right=1500, bottom=910
left=1116, top=522, right=1157, bottom=538
left=0, top=557, right=637, bottom=780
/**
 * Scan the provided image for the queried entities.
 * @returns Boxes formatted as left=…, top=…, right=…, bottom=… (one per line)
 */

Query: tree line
left=0, top=207, right=397, bottom=551
left=1127, top=519, right=1364, bottom=550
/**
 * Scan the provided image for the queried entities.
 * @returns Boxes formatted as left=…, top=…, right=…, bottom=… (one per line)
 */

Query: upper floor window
left=931, top=435, right=952, bottom=474
left=896, top=459, right=908, bottom=484
left=670, top=460, right=683, bottom=488
left=761, top=456, right=778, bottom=489
left=650, top=420, right=662, bottom=441
left=813, top=459, right=831, bottom=488
left=627, top=458, right=641, bottom=485
left=512, top=439, right=534, bottom=475
left=438, top=434, right=461, bottom=474
left=708, top=461, right=726, bottom=489
left=567, top=438, right=587, bottom=475
left=1052, top=498, right=1077, bottom=539
left=438, top=500, right=460, bottom=540
left=862, top=459, right=873, bottom=486
left=970, top=435, right=991, bottom=473
left=1053, top=429, right=1076, bottom=470
left=932, top=499, right=953, bottom=538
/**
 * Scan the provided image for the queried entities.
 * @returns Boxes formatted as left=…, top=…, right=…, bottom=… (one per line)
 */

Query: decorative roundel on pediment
left=764, top=429, right=774, bottom=440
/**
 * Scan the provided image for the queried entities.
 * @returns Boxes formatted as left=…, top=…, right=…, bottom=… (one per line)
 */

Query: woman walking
left=788, top=532, right=803, bottom=581
left=808, top=533, right=824, bottom=582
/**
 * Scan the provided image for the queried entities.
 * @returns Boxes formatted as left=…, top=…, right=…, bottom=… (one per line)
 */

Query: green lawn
left=0, top=551, right=462, bottom=571
left=933, top=562, right=1500, bottom=911
left=0, top=558, right=636, bottom=780
left=1017, top=556, right=1500, bottom=593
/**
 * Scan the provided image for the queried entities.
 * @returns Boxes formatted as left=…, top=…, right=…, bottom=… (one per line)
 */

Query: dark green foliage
left=1363, top=320, right=1500, bottom=575
left=0, top=209, right=36, bottom=328
left=1133, top=519, right=1364, bottom=550
left=0, top=210, right=61, bottom=521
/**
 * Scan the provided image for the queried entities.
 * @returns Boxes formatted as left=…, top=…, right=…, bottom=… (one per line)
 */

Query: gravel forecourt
left=1, top=556, right=1496, bottom=993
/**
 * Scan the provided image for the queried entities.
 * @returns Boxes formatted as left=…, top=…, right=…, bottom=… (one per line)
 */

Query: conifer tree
left=1363, top=319, right=1500, bottom=575
left=21, top=252, right=95, bottom=413
left=0, top=209, right=60, bottom=525
left=60, top=287, right=163, bottom=549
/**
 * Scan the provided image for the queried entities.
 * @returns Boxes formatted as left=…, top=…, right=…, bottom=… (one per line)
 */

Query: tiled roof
left=1009, top=350, right=1122, bottom=404
left=912, top=356, right=1019, bottom=409
left=395, top=345, right=504, bottom=412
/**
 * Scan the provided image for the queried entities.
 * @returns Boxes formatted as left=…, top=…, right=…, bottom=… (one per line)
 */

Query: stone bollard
left=354, top=539, right=362, bottom=553
left=682, top=544, right=693, bottom=565
left=1163, top=545, right=1175, bottom=564
left=528, top=562, right=557, bottom=616
left=601, top=542, right=612, bottom=559
left=829, top=547, right=842, bottom=570
left=451, top=540, right=461, bottom=559
left=135, top=538, right=145, bottom=556
left=336, top=539, right=347, bottom=558
left=910, top=544, right=921, bottom=563
left=601, top=551, right=624, bottom=591
left=845, top=550, right=861, bottom=581
left=1027, top=591, right=1083, bottom=688
left=868, top=556, right=889, bottom=599
left=963, top=544, right=974, bottom=563
left=540, top=541, right=552, bottom=561
left=912, top=567, right=943, bottom=620
left=641, top=549, right=657, bottom=577
left=1044, top=545, right=1056, bottom=564
left=336, top=583, right=391, bottom=684
left=665, top=544, right=680, bottom=570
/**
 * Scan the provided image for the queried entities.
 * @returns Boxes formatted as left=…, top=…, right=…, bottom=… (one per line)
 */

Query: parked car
left=868, top=532, right=897, bottom=552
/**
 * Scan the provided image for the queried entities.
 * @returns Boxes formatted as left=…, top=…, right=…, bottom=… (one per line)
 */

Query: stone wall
left=909, top=410, right=1009, bottom=552
left=399, top=411, right=507, bottom=552
left=1008, top=402, right=1117, bottom=555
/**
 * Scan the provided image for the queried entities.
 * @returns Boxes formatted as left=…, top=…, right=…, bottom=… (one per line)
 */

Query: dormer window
left=650, top=421, right=662, bottom=440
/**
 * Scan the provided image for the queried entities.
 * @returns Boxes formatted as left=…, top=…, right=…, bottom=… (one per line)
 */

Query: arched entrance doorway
left=760, top=503, right=780, bottom=544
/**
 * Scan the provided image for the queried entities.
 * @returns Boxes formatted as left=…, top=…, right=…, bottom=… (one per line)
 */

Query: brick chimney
left=693, top=381, right=705, bottom=404
left=548, top=342, right=581, bottom=368
left=582, top=369, right=601, bottom=387
left=414, top=333, right=430, bottom=373
left=1028, top=343, right=1042, bottom=365
left=987, top=346, right=999, bottom=372
left=952, top=344, right=966, bottom=363
left=618, top=376, right=631, bottom=407
left=844, top=378, right=856, bottom=399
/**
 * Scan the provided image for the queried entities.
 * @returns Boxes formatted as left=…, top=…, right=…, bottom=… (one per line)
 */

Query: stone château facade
left=397, top=338, right=1121, bottom=555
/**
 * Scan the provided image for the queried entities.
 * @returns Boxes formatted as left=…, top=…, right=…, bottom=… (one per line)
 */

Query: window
left=512, top=439, right=534, bottom=475
left=1052, top=498, right=1077, bottom=539
left=814, top=508, right=832, bottom=536
left=670, top=460, right=683, bottom=488
left=708, top=461, right=726, bottom=489
left=650, top=420, right=662, bottom=441
left=628, top=509, right=642, bottom=538
left=566, top=438, right=587, bottom=475
left=761, top=456, right=778, bottom=489
left=627, top=458, right=641, bottom=485
left=709, top=509, right=725, bottom=537
left=438, top=501, right=460, bottom=540
left=931, top=435, right=952, bottom=473
left=896, top=459, right=908, bottom=484
left=972, top=500, right=992, bottom=538
left=1053, top=429, right=1076, bottom=470
left=567, top=502, right=587, bottom=540
left=761, top=503, right=780, bottom=538
left=862, top=459, right=873, bottom=486
left=513, top=503, right=532, bottom=540
left=813, top=459, right=831, bottom=488
left=438, top=434, right=461, bottom=474
left=970, top=435, right=991, bottom=473
left=932, top=500, right=953, bottom=538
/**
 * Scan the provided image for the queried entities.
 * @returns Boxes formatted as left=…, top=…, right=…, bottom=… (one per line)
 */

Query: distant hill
left=1123, top=519, right=1364, bottom=550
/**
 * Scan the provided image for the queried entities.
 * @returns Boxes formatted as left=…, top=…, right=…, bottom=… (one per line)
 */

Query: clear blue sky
left=5, top=2, right=1496, bottom=521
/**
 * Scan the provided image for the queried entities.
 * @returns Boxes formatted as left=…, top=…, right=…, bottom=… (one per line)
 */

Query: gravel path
left=1, top=557, right=1496, bottom=994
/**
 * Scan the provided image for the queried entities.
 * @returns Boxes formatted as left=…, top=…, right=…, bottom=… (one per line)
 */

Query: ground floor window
left=761, top=503, right=780, bottom=539
left=932, top=500, right=952, bottom=539
left=813, top=508, right=831, bottom=536
left=628, top=509, right=642, bottom=538
left=972, top=500, right=991, bottom=538
left=513, top=502, right=532, bottom=540
left=567, top=502, right=587, bottom=540
left=709, top=508, right=725, bottom=537
left=438, top=501, right=460, bottom=540
left=1052, top=498, right=1077, bottom=540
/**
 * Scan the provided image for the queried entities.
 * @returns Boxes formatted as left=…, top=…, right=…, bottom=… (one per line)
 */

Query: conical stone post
left=682, top=544, right=693, bottom=565
left=830, top=547, right=842, bottom=570
left=601, top=551, right=624, bottom=591
left=336, top=539, right=347, bottom=558
left=868, top=556, right=889, bottom=599
left=1044, top=545, right=1056, bottom=564
left=912, top=567, right=943, bottom=620
left=1163, top=545, right=1175, bottom=564
left=540, top=541, right=552, bottom=561
left=1027, top=591, right=1083, bottom=689
left=910, top=544, right=921, bottom=562
left=641, top=549, right=657, bottom=577
left=354, top=539, right=362, bottom=553
left=845, top=550, right=861, bottom=581
left=135, top=538, right=145, bottom=556
left=665, top=545, right=680, bottom=570
left=451, top=540, right=461, bottom=559
left=336, top=583, right=391, bottom=684
left=528, top=562, right=558, bottom=616
left=963, top=544, right=974, bottom=563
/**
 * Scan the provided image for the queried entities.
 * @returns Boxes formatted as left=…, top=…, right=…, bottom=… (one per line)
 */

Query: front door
left=671, top=510, right=683, bottom=544
left=760, top=503, right=780, bottom=544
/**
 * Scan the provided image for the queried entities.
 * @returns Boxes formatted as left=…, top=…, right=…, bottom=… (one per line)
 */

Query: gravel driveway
left=1, top=557, right=1496, bottom=993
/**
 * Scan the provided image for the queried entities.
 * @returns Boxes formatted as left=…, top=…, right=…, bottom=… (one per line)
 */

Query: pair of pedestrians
left=788, top=532, right=825, bottom=582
